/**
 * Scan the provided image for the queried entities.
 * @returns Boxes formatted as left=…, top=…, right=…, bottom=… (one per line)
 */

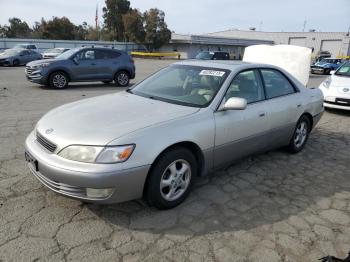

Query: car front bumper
left=24, top=132, right=150, bottom=204
left=25, top=66, right=48, bottom=84
left=310, top=67, right=326, bottom=74
left=323, top=96, right=350, bottom=110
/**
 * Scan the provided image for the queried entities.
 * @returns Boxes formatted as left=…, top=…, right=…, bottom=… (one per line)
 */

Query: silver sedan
left=25, top=60, right=324, bottom=209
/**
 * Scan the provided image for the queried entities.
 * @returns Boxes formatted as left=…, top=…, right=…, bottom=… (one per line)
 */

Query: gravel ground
left=0, top=60, right=349, bottom=262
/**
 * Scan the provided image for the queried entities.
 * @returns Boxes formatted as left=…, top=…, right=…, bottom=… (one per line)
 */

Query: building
left=207, top=30, right=350, bottom=58
left=161, top=30, right=350, bottom=60
left=159, top=33, right=274, bottom=59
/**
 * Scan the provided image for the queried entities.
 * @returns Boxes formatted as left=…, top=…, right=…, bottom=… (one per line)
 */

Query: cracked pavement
left=0, top=60, right=349, bottom=262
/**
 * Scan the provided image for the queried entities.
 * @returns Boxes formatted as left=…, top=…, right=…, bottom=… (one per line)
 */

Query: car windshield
left=56, top=48, right=78, bottom=59
left=13, top=44, right=28, bottom=49
left=130, top=65, right=230, bottom=107
left=335, top=62, right=350, bottom=77
left=2, top=49, right=20, bottom=55
left=195, top=51, right=214, bottom=60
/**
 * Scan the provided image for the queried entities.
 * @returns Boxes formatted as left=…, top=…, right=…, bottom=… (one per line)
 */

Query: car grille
left=26, top=66, right=34, bottom=75
left=36, top=132, right=57, bottom=153
left=30, top=167, right=87, bottom=198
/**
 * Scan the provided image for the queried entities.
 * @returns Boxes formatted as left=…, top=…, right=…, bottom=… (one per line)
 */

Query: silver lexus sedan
left=25, top=60, right=324, bottom=209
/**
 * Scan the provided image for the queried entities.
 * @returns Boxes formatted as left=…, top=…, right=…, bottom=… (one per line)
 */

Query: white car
left=319, top=61, right=350, bottom=110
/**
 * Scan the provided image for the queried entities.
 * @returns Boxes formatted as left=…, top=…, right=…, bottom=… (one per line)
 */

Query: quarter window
left=260, top=69, right=295, bottom=99
left=225, top=70, right=265, bottom=104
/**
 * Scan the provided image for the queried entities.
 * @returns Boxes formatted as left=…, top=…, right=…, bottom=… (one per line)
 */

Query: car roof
left=174, top=59, right=257, bottom=70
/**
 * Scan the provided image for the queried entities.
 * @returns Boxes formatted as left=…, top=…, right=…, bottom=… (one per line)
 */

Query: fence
left=0, top=38, right=145, bottom=53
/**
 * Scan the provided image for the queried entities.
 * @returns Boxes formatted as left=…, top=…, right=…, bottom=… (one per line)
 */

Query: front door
left=71, top=49, right=100, bottom=81
left=214, top=69, right=269, bottom=168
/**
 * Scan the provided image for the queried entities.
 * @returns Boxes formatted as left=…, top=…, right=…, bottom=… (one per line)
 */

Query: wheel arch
left=48, top=69, right=71, bottom=82
left=142, top=141, right=205, bottom=196
left=300, top=112, right=313, bottom=130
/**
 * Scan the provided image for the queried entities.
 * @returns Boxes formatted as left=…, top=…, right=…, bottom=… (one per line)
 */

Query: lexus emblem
left=45, top=128, right=54, bottom=134
left=343, top=88, right=349, bottom=92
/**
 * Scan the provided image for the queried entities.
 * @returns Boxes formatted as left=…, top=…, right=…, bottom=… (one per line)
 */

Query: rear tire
left=49, top=72, right=69, bottom=89
left=287, top=115, right=311, bottom=154
left=145, top=147, right=197, bottom=209
left=114, top=71, right=130, bottom=87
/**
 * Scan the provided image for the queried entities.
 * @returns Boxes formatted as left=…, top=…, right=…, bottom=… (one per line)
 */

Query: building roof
left=170, top=33, right=274, bottom=46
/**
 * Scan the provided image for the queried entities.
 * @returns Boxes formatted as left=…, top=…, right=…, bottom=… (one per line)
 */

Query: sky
left=0, top=0, right=349, bottom=34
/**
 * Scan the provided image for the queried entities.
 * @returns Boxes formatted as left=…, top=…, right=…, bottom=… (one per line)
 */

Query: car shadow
left=38, top=82, right=135, bottom=92
left=86, top=127, right=350, bottom=236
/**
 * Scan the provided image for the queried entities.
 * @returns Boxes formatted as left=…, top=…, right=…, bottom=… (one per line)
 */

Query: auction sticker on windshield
left=199, top=70, right=226, bottom=77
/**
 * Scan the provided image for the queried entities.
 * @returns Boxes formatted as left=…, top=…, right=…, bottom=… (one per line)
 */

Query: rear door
left=214, top=69, right=269, bottom=167
left=95, top=49, right=121, bottom=79
left=259, top=68, right=303, bottom=148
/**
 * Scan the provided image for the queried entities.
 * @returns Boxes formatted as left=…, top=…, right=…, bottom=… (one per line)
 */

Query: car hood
left=330, top=74, right=350, bottom=87
left=0, top=54, right=14, bottom=59
left=36, top=92, right=200, bottom=148
left=27, top=58, right=57, bottom=66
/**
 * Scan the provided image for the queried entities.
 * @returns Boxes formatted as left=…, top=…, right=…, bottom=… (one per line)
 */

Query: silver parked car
left=25, top=60, right=324, bottom=209
left=42, top=48, right=70, bottom=59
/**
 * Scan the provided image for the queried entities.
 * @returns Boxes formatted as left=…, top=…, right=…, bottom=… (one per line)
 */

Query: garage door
left=321, top=40, right=342, bottom=56
left=288, top=37, right=307, bottom=47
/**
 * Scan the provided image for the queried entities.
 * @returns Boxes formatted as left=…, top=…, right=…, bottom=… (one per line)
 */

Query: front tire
left=13, top=59, right=19, bottom=66
left=114, top=71, right=130, bottom=87
left=49, top=72, right=68, bottom=89
left=287, top=115, right=311, bottom=153
left=145, top=147, right=197, bottom=209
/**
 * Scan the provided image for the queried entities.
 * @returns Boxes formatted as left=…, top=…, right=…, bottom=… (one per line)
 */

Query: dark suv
left=25, top=47, right=135, bottom=88
left=195, top=51, right=230, bottom=60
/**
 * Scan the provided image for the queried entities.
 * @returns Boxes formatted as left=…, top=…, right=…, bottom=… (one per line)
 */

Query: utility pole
left=95, top=4, right=98, bottom=30
left=302, top=19, right=307, bottom=32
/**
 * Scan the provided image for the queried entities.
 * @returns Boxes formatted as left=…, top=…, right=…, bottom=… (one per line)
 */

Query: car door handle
left=91, top=63, right=97, bottom=66
left=297, top=104, right=301, bottom=108
left=258, top=112, right=266, bottom=117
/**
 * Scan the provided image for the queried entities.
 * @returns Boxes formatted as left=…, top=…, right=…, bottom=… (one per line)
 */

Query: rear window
left=95, top=50, right=121, bottom=59
left=260, top=69, right=296, bottom=99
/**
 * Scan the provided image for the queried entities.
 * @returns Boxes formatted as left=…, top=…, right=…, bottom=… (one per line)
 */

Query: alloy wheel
left=52, top=74, right=67, bottom=88
left=294, top=121, right=308, bottom=148
left=160, top=159, right=191, bottom=201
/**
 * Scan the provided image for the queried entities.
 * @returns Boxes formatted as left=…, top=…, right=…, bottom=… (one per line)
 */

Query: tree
left=143, top=8, right=171, bottom=51
left=1, top=18, right=31, bottom=38
left=41, top=17, right=76, bottom=40
left=102, top=0, right=130, bottom=41
left=122, top=9, right=145, bottom=43
left=74, top=21, right=89, bottom=40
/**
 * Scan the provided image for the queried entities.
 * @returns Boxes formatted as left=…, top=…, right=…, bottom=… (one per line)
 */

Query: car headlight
left=58, top=145, right=135, bottom=163
left=322, top=77, right=332, bottom=89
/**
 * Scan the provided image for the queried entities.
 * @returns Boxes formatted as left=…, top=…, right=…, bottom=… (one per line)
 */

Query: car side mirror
left=220, top=97, right=247, bottom=111
left=19, top=54, right=24, bottom=57
left=73, top=57, right=79, bottom=65
left=330, top=70, right=335, bottom=75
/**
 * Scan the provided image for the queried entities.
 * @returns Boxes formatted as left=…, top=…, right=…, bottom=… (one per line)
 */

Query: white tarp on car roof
left=243, top=44, right=311, bottom=86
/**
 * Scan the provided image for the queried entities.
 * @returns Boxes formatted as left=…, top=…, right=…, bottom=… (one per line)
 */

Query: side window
left=260, top=69, right=295, bottom=99
left=95, top=50, right=121, bottom=59
left=225, top=70, right=265, bottom=104
left=76, top=50, right=95, bottom=60
left=21, top=50, right=30, bottom=56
